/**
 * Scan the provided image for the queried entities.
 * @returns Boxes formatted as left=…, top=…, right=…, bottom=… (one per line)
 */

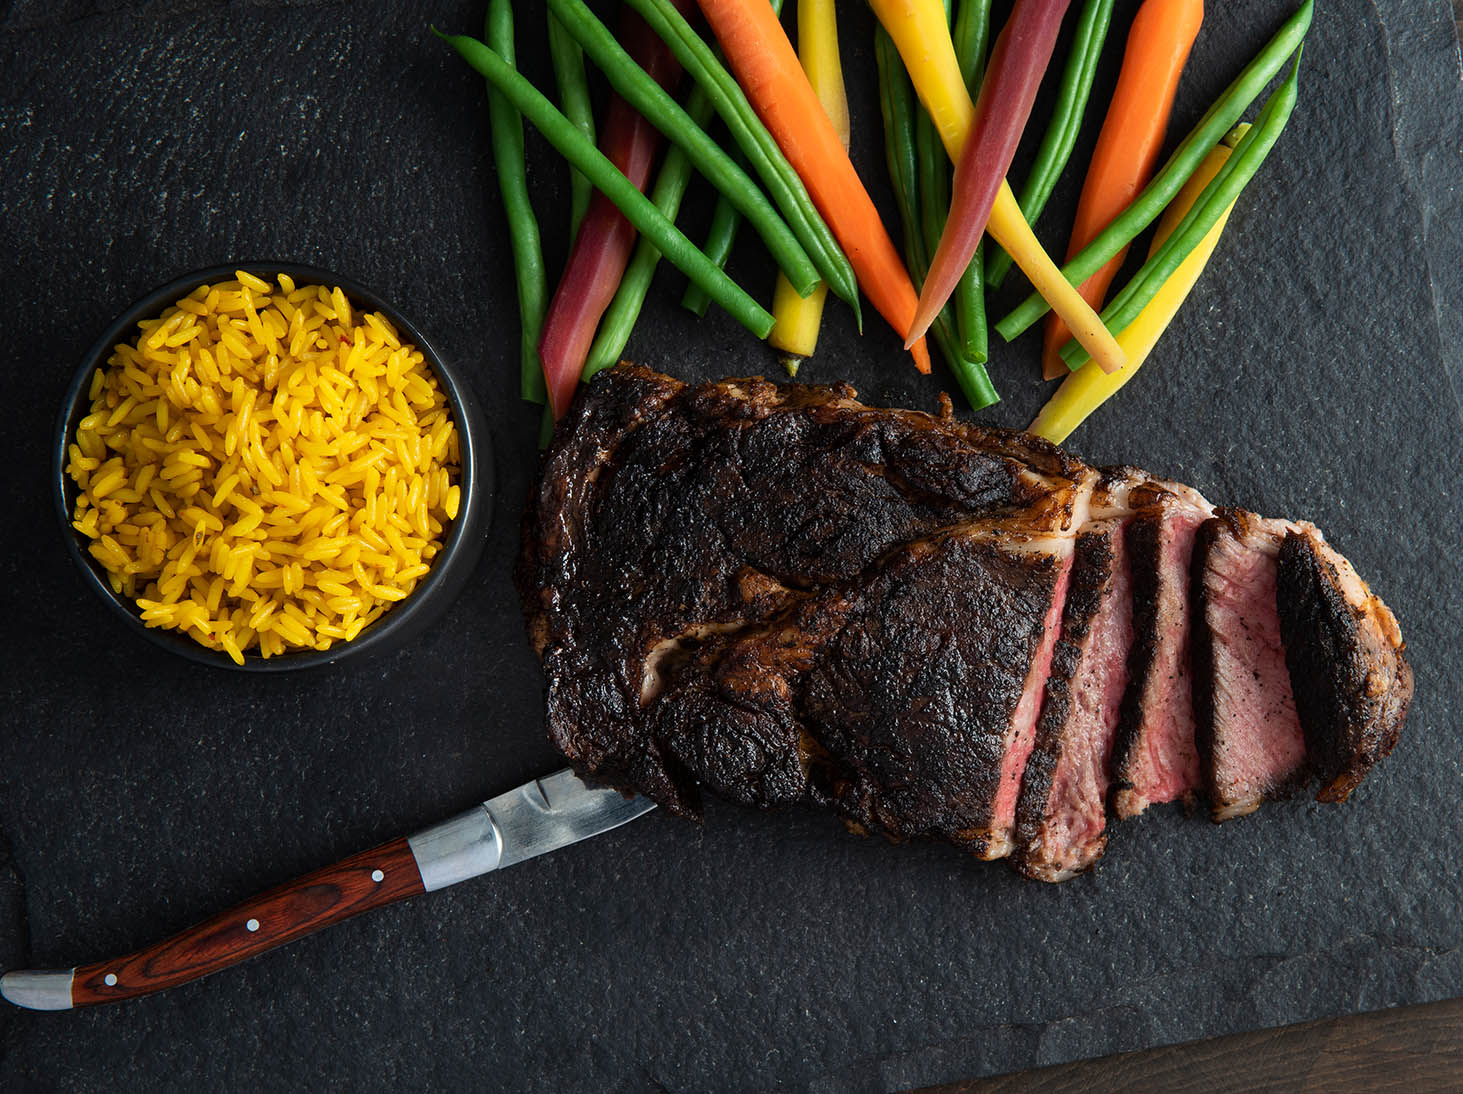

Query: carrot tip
left=903, top=323, right=930, bottom=353
left=905, top=293, right=943, bottom=349
left=910, top=336, right=932, bottom=375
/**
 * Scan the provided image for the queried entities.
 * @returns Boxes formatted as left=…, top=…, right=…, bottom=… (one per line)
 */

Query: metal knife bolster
left=406, top=805, right=503, bottom=892
left=405, top=769, right=655, bottom=891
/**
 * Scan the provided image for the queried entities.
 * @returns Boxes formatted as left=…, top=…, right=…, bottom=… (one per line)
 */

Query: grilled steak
left=519, top=367, right=1412, bottom=879
left=746, top=526, right=1074, bottom=853
left=518, top=365, right=1091, bottom=822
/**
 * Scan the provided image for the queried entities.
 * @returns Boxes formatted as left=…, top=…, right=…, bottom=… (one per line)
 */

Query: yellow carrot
left=871, top=0, right=970, bottom=149
left=1028, top=133, right=1239, bottom=444
left=769, top=0, right=848, bottom=368
left=868, top=0, right=1124, bottom=374
left=799, top=0, right=850, bottom=145
left=769, top=277, right=829, bottom=371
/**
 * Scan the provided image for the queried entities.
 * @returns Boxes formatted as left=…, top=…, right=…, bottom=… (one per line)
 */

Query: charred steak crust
left=650, top=615, right=823, bottom=811
left=647, top=530, right=1071, bottom=848
left=520, top=365, right=1082, bottom=815
left=1276, top=532, right=1413, bottom=802
left=517, top=364, right=684, bottom=659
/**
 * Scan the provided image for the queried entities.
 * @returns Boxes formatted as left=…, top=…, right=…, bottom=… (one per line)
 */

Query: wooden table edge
left=914, top=996, right=1463, bottom=1093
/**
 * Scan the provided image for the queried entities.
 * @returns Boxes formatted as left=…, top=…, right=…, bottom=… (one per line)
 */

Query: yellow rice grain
left=67, top=272, right=460, bottom=664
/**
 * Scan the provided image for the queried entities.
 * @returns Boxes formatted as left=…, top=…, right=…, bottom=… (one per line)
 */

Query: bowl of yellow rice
left=53, top=264, right=491, bottom=670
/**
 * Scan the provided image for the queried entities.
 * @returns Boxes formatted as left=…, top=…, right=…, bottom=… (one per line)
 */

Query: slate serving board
left=2, top=1, right=1460, bottom=1090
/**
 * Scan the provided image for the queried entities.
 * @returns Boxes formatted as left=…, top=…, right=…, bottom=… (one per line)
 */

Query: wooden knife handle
left=70, top=837, right=425, bottom=1007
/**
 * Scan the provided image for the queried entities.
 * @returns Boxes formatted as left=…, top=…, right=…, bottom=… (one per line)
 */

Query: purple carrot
left=537, top=4, right=687, bottom=420
left=909, top=0, right=1071, bottom=344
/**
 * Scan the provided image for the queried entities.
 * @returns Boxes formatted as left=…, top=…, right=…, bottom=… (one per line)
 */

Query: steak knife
left=0, top=769, right=654, bottom=1011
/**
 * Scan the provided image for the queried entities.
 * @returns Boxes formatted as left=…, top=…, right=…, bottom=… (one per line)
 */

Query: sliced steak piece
left=1110, top=479, right=1215, bottom=819
left=1191, top=509, right=1311, bottom=820
left=1277, top=530, right=1412, bottom=802
left=803, top=525, right=1077, bottom=854
left=1014, top=517, right=1134, bottom=880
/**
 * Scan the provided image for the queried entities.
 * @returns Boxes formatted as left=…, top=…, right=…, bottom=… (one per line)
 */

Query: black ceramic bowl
left=52, top=263, right=493, bottom=671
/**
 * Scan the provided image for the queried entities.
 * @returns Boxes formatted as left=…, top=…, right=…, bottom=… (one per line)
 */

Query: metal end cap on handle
left=1, top=968, right=75, bottom=1011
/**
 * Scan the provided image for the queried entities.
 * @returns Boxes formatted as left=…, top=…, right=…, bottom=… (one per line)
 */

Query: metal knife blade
left=407, top=768, right=657, bottom=890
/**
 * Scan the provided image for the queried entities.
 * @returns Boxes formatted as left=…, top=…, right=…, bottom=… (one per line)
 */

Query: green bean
left=914, top=101, right=985, bottom=363
left=1060, top=53, right=1300, bottom=370
left=961, top=244, right=989, bottom=363
left=876, top=29, right=997, bottom=410
left=546, top=11, right=595, bottom=237
left=437, top=31, right=775, bottom=338
left=914, top=110, right=948, bottom=276
left=546, top=0, right=820, bottom=300
left=1066, top=121, right=1270, bottom=368
left=876, top=31, right=922, bottom=267
left=624, top=0, right=861, bottom=323
left=681, top=192, right=742, bottom=317
left=586, top=87, right=717, bottom=379
left=677, top=0, right=780, bottom=320
left=484, top=0, right=548, bottom=405
left=996, top=0, right=1314, bottom=341
left=953, top=0, right=992, bottom=90
left=930, top=0, right=988, bottom=362
left=933, top=302, right=997, bottom=409
left=985, top=0, right=1114, bottom=290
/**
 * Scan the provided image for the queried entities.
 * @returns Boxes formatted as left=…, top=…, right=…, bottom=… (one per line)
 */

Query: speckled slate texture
left=1, top=1, right=1460, bottom=1090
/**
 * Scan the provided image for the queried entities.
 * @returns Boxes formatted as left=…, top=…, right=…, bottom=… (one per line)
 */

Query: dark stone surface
left=1, top=0, right=1460, bottom=1090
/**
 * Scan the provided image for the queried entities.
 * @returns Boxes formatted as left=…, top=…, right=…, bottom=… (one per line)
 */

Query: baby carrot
left=871, top=0, right=1124, bottom=375
left=985, top=0, right=1115, bottom=290
left=630, top=0, right=859, bottom=319
left=768, top=0, right=850, bottom=369
left=1058, top=51, right=1300, bottom=370
left=997, top=0, right=1312, bottom=341
left=1041, top=0, right=1203, bottom=379
left=678, top=0, right=786, bottom=320
left=696, top=0, right=933, bottom=373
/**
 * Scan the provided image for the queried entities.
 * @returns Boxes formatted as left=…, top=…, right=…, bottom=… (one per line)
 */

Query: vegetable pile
left=437, top=0, right=1313, bottom=442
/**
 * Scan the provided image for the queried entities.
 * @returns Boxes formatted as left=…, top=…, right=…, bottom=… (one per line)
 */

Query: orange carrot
left=1042, top=0, right=1203, bottom=379
left=696, top=0, right=932, bottom=374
